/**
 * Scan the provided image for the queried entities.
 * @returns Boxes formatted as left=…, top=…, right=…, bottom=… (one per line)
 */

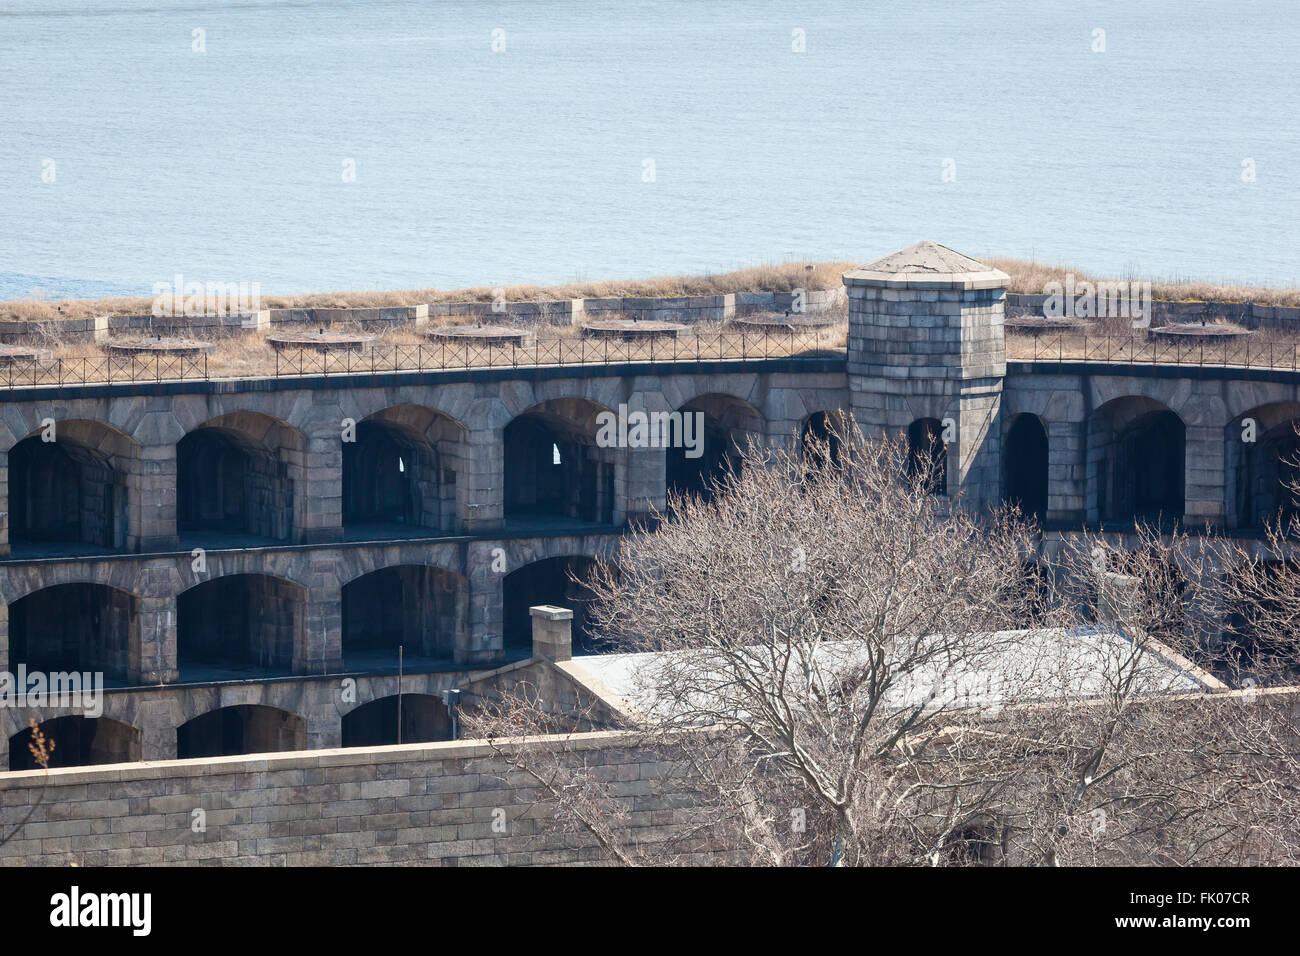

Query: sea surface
left=1, top=0, right=1298, bottom=300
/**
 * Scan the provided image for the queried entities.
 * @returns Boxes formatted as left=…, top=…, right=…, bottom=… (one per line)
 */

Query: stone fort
left=0, top=240, right=1296, bottom=775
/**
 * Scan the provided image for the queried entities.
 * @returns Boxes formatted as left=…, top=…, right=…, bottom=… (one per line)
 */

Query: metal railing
left=1010, top=329, right=1300, bottom=371
left=0, top=328, right=845, bottom=389
left=1, top=327, right=1295, bottom=389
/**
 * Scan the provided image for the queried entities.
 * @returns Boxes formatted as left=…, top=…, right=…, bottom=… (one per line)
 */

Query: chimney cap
left=529, top=604, right=573, bottom=621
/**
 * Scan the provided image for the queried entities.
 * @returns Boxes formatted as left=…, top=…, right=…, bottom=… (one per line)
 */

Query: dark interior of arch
left=800, top=411, right=846, bottom=473
left=503, top=413, right=613, bottom=523
left=343, top=420, right=439, bottom=530
left=8, top=715, right=140, bottom=771
left=341, top=694, right=452, bottom=747
left=177, top=427, right=292, bottom=540
left=907, top=418, right=947, bottom=495
left=9, top=583, right=135, bottom=681
left=1004, top=414, right=1048, bottom=522
left=1235, top=421, right=1300, bottom=529
left=666, top=397, right=759, bottom=504
left=176, top=575, right=300, bottom=677
left=1223, top=560, right=1300, bottom=681
left=341, top=565, right=463, bottom=664
left=502, top=556, right=608, bottom=655
left=1102, top=410, right=1185, bottom=525
left=176, top=704, right=305, bottom=759
left=8, top=434, right=126, bottom=549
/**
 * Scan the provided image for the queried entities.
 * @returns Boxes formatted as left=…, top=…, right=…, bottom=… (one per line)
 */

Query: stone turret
left=843, top=241, right=1009, bottom=508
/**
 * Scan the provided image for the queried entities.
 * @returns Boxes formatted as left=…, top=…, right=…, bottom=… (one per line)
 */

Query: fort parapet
left=0, top=241, right=1297, bottom=780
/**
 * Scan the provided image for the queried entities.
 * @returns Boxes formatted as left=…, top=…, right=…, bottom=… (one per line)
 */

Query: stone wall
left=0, top=730, right=702, bottom=866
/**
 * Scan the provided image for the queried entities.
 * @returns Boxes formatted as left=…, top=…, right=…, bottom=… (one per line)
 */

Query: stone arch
left=502, top=554, right=612, bottom=656
left=7, top=419, right=139, bottom=553
left=907, top=417, right=947, bottom=495
left=340, top=693, right=453, bottom=747
left=1088, top=397, right=1185, bottom=527
left=177, top=411, right=305, bottom=543
left=1003, top=413, right=1049, bottom=523
left=667, top=393, right=764, bottom=502
left=175, top=704, right=306, bottom=759
left=344, top=404, right=468, bottom=535
left=800, top=409, right=849, bottom=472
left=1226, top=402, right=1300, bottom=531
left=175, top=573, right=304, bottom=679
left=340, top=564, right=468, bottom=667
left=8, top=714, right=141, bottom=771
left=8, top=582, right=138, bottom=681
left=503, top=398, right=617, bottom=525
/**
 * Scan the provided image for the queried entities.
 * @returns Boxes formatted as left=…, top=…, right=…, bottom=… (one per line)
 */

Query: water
left=1, top=0, right=1298, bottom=300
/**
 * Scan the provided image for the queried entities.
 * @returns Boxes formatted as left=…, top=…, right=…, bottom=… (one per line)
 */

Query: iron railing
left=0, top=328, right=844, bottom=388
left=0, top=327, right=1296, bottom=389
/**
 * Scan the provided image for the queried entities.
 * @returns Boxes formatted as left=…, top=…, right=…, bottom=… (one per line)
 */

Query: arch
left=7, top=420, right=138, bottom=553
left=176, top=704, right=305, bottom=759
left=667, top=393, right=764, bottom=503
left=1226, top=403, right=1300, bottom=531
left=1003, top=413, right=1048, bottom=522
left=8, top=583, right=138, bottom=681
left=177, top=411, right=304, bottom=542
left=907, top=418, right=947, bottom=495
left=1089, top=397, right=1185, bottom=527
left=800, top=410, right=848, bottom=472
left=340, top=694, right=453, bottom=747
left=176, top=574, right=304, bottom=679
left=503, top=398, right=616, bottom=525
left=344, top=405, right=467, bottom=536
left=8, top=715, right=140, bottom=771
left=502, top=555, right=611, bottom=656
left=341, top=565, right=467, bottom=668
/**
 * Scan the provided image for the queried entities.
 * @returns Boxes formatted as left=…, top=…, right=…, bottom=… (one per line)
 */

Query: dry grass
left=5, top=255, right=1298, bottom=326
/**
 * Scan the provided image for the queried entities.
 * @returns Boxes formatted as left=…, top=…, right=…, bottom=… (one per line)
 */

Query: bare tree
left=466, top=423, right=1300, bottom=866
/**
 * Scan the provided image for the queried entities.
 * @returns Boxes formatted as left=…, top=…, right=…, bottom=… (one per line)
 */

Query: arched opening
left=1004, top=414, right=1048, bottom=523
left=343, top=406, right=464, bottom=537
left=800, top=410, right=847, bottom=473
left=504, top=399, right=616, bottom=527
left=176, top=574, right=303, bottom=680
left=1222, top=559, right=1300, bottom=684
left=341, top=694, right=453, bottom=747
left=7, top=421, right=134, bottom=554
left=666, top=394, right=763, bottom=503
left=8, top=715, right=140, bottom=771
left=503, top=555, right=609, bottom=656
left=341, top=565, right=467, bottom=669
left=907, top=418, right=947, bottom=495
left=1090, top=398, right=1184, bottom=528
left=8, top=583, right=137, bottom=682
left=176, top=705, right=305, bottom=759
left=1227, top=405, right=1300, bottom=532
left=177, top=412, right=302, bottom=543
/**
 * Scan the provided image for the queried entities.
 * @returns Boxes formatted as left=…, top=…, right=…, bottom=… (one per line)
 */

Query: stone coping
left=842, top=267, right=1010, bottom=291
left=0, top=728, right=647, bottom=788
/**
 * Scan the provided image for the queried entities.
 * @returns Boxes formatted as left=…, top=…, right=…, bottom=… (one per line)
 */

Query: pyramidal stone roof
left=843, top=241, right=1009, bottom=290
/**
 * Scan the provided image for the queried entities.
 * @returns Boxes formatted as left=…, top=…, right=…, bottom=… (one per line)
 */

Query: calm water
left=1, top=0, right=1298, bottom=299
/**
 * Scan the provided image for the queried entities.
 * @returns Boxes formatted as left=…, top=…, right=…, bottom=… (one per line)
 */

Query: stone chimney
left=843, top=241, right=1009, bottom=509
left=529, top=605, right=573, bottom=661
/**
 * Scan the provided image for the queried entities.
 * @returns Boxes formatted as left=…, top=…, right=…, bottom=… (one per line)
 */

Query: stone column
left=134, top=444, right=179, bottom=551
left=463, top=540, right=506, bottom=666
left=844, top=241, right=1009, bottom=511
left=463, top=398, right=509, bottom=534
left=0, top=448, right=10, bottom=559
left=299, top=555, right=343, bottom=674
left=1185, top=423, right=1226, bottom=526
left=136, top=592, right=178, bottom=684
left=1047, top=419, right=1087, bottom=525
left=297, top=427, right=344, bottom=544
